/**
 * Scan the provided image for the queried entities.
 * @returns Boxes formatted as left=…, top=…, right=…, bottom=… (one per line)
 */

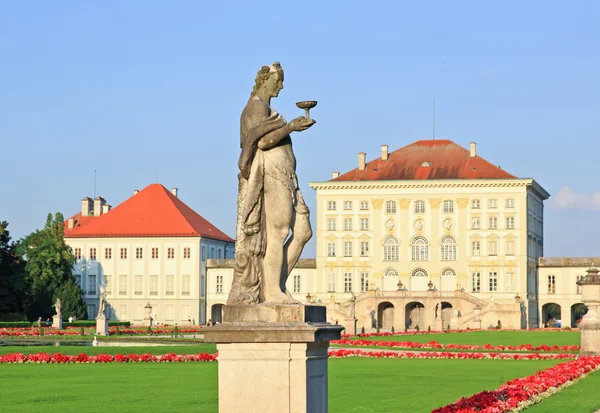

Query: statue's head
left=251, top=62, right=284, bottom=98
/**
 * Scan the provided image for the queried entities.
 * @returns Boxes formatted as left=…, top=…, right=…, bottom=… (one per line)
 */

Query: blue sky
left=2, top=1, right=599, bottom=257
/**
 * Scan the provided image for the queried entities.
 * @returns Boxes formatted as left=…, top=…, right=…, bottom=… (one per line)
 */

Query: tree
left=0, top=221, right=26, bottom=314
left=18, top=213, right=86, bottom=319
left=55, top=278, right=88, bottom=320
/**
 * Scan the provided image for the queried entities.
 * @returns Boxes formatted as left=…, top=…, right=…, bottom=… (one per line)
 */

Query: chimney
left=94, top=197, right=105, bottom=216
left=381, top=144, right=389, bottom=161
left=470, top=142, right=477, bottom=158
left=332, top=171, right=339, bottom=179
left=68, top=219, right=74, bottom=230
left=358, top=152, right=366, bottom=171
left=171, top=188, right=178, bottom=197
left=102, top=204, right=111, bottom=214
left=81, top=197, right=93, bottom=217
left=133, top=189, right=139, bottom=195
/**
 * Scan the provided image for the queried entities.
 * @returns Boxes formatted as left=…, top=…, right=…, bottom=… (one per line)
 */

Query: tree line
left=0, top=213, right=87, bottom=322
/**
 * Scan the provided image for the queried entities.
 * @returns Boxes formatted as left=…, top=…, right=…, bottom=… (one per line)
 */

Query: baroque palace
left=62, top=140, right=592, bottom=331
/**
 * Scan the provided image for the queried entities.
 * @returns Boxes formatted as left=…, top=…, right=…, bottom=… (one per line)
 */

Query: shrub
left=115, top=326, right=121, bottom=336
left=80, top=326, right=85, bottom=336
left=0, top=321, right=31, bottom=328
left=447, top=324, right=450, bottom=331
left=376, top=326, right=380, bottom=333
left=391, top=326, right=395, bottom=333
left=404, top=326, right=408, bottom=332
left=360, top=326, right=365, bottom=334
left=61, top=321, right=130, bottom=328
left=428, top=326, right=431, bottom=332
left=415, top=325, right=420, bottom=332
left=147, top=326, right=152, bottom=335
left=39, top=327, right=44, bottom=336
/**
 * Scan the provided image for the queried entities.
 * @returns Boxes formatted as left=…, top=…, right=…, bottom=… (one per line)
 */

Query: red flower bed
left=328, top=349, right=574, bottom=360
left=0, top=352, right=217, bottom=364
left=432, top=356, right=600, bottom=412
left=332, top=338, right=580, bottom=353
left=0, top=326, right=203, bottom=337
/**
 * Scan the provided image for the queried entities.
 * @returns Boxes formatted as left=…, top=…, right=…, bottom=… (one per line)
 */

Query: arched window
left=440, top=235, right=457, bottom=261
left=384, top=268, right=398, bottom=277
left=442, top=268, right=456, bottom=277
left=385, top=201, right=397, bottom=214
left=411, top=268, right=428, bottom=277
left=411, top=236, right=429, bottom=261
left=383, top=236, right=399, bottom=261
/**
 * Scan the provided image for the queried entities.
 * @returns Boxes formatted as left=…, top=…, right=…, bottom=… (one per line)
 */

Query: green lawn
left=0, top=343, right=217, bottom=356
left=354, top=330, right=580, bottom=347
left=0, top=358, right=561, bottom=413
left=524, top=370, right=600, bottom=412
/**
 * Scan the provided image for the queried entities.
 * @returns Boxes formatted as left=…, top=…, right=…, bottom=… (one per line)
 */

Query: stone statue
left=435, top=303, right=440, bottom=319
left=53, top=298, right=62, bottom=315
left=97, top=292, right=107, bottom=318
left=227, top=62, right=315, bottom=305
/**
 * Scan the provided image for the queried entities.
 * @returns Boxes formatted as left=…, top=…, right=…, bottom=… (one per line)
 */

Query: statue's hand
left=289, top=116, right=316, bottom=132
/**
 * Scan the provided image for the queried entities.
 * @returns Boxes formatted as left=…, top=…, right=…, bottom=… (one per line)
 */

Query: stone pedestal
left=577, top=267, right=600, bottom=356
left=144, top=302, right=153, bottom=327
left=96, top=316, right=109, bottom=336
left=434, top=318, right=443, bottom=331
left=52, top=315, right=62, bottom=329
left=204, top=304, right=343, bottom=413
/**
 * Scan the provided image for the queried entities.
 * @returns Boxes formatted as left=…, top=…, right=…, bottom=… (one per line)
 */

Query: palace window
left=472, top=272, right=481, bottom=292
left=104, top=275, right=112, bottom=295
left=89, top=248, right=97, bottom=260
left=442, top=268, right=456, bottom=277
left=383, top=236, right=399, bottom=261
left=216, top=275, right=223, bottom=293
left=506, top=271, right=514, bottom=291
left=443, top=200, right=454, bottom=213
left=489, top=217, right=498, bottom=229
left=472, top=199, right=480, bottom=209
left=506, top=216, right=515, bottom=229
left=201, top=247, right=206, bottom=261
left=327, top=272, right=336, bottom=292
left=344, top=241, right=353, bottom=257
left=440, top=236, right=457, bottom=261
left=152, top=247, right=159, bottom=259
left=488, top=241, right=498, bottom=256
left=166, top=275, right=174, bottom=295
left=414, top=200, right=425, bottom=214
left=384, top=268, right=398, bottom=277
left=411, top=268, right=428, bottom=277
left=104, top=248, right=112, bottom=259
left=293, top=275, right=301, bottom=293
left=360, top=201, right=369, bottom=210
left=74, top=248, right=82, bottom=260
left=327, top=201, right=337, bottom=211
left=327, top=242, right=336, bottom=257
left=506, top=199, right=515, bottom=208
left=488, top=199, right=498, bottom=209
left=134, top=275, right=143, bottom=295
left=360, top=218, right=369, bottom=230
left=344, top=272, right=353, bottom=292
left=360, top=272, right=369, bottom=292
left=386, top=201, right=397, bottom=214
left=489, top=272, right=498, bottom=292
left=344, top=218, right=353, bottom=231
left=343, top=201, right=353, bottom=210
left=360, top=241, right=369, bottom=257
left=182, top=275, right=191, bottom=296
left=119, top=275, right=127, bottom=295
left=135, top=247, right=143, bottom=259
left=87, top=274, right=97, bottom=295
left=120, top=248, right=127, bottom=260
left=547, top=275, right=556, bottom=294
left=183, top=248, right=191, bottom=259
left=167, top=248, right=175, bottom=259
left=327, top=218, right=336, bottom=231
left=150, top=275, right=158, bottom=296
left=472, top=241, right=481, bottom=256
left=411, top=236, right=429, bottom=261
left=472, top=217, right=480, bottom=229
left=506, top=240, right=515, bottom=255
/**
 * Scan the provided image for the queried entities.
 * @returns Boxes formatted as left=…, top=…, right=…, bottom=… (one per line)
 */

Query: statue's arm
left=257, top=123, right=292, bottom=150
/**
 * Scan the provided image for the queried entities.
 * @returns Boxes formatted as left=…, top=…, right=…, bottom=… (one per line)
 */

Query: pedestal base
left=52, top=315, right=62, bottom=329
left=434, top=318, right=442, bottom=331
left=96, top=316, right=109, bottom=336
left=204, top=320, right=343, bottom=413
left=580, top=319, right=600, bottom=356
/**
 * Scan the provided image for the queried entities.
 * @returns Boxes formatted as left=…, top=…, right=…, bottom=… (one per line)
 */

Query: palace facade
left=64, top=184, right=235, bottom=325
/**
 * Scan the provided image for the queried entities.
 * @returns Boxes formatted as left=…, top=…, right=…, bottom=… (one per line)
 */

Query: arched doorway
left=377, top=302, right=394, bottom=329
left=440, top=268, right=457, bottom=292
left=441, top=302, right=453, bottom=329
left=410, top=268, right=429, bottom=291
left=541, top=303, right=561, bottom=327
left=571, top=303, right=588, bottom=327
left=211, top=304, right=224, bottom=324
left=405, top=301, right=425, bottom=329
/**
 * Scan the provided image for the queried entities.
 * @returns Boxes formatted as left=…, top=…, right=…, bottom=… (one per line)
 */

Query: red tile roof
left=64, top=184, right=234, bottom=242
left=333, top=140, right=516, bottom=181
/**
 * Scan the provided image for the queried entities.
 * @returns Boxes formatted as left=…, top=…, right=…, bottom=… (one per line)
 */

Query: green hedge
left=61, top=321, right=131, bottom=328
left=0, top=321, right=32, bottom=328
